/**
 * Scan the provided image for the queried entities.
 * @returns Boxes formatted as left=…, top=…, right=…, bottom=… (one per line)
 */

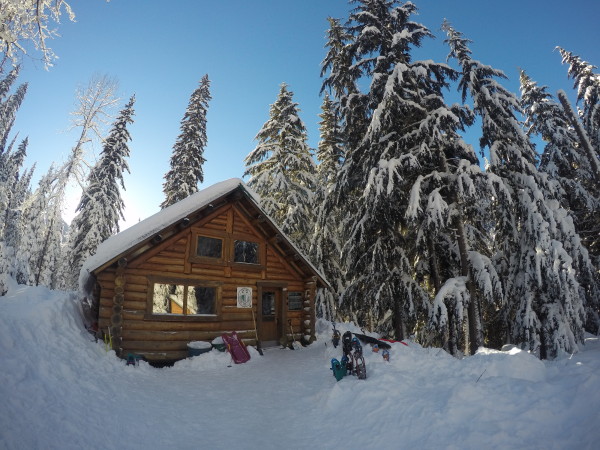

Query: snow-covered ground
left=1, top=283, right=598, bottom=450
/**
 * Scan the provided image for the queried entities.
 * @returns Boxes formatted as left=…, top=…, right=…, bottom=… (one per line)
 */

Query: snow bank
left=1, top=285, right=599, bottom=449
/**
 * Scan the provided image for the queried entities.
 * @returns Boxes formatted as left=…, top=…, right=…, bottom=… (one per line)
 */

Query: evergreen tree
left=68, top=96, right=135, bottom=289
left=556, top=48, right=600, bottom=152
left=311, top=93, right=345, bottom=320
left=161, top=74, right=211, bottom=208
left=17, top=164, right=66, bottom=288
left=244, top=83, right=316, bottom=252
left=0, top=138, right=31, bottom=293
left=319, top=1, right=501, bottom=351
left=0, top=66, right=29, bottom=295
left=520, top=70, right=600, bottom=333
left=444, top=22, right=590, bottom=358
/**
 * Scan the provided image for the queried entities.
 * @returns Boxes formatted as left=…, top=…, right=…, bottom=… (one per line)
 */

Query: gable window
left=234, top=240, right=259, bottom=264
left=196, top=236, right=223, bottom=259
left=149, top=279, right=221, bottom=320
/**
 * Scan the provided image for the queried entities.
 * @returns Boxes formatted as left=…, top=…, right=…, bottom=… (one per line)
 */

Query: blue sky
left=12, top=0, right=600, bottom=229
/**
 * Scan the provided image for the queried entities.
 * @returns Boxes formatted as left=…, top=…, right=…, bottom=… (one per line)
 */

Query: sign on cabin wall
left=237, top=287, right=252, bottom=308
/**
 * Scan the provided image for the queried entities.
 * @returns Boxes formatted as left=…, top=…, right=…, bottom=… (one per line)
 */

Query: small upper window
left=196, top=236, right=223, bottom=259
left=234, top=240, right=259, bottom=264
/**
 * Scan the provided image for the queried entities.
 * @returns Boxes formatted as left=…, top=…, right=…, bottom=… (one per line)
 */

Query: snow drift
left=1, top=284, right=599, bottom=449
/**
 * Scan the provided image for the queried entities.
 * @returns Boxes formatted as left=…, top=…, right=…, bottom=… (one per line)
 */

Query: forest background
left=1, top=0, right=599, bottom=361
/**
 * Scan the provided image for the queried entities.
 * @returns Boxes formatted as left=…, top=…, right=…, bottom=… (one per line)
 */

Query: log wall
left=95, top=203, right=316, bottom=362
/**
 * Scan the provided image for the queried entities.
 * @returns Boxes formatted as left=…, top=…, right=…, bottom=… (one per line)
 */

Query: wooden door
left=259, top=289, right=281, bottom=344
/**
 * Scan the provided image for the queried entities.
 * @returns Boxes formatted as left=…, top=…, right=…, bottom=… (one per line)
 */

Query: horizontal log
left=123, top=321, right=254, bottom=337
left=123, top=310, right=146, bottom=320
left=123, top=329, right=225, bottom=342
left=121, top=340, right=190, bottom=351
left=190, top=266, right=228, bottom=277
left=123, top=300, right=146, bottom=311
left=124, top=283, right=148, bottom=294
left=145, top=255, right=186, bottom=266
left=124, top=291, right=147, bottom=301
left=137, top=262, right=186, bottom=273
left=128, top=350, right=189, bottom=362
left=99, top=306, right=111, bottom=319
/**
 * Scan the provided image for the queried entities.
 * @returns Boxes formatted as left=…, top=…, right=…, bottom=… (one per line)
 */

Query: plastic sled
left=222, top=332, right=251, bottom=364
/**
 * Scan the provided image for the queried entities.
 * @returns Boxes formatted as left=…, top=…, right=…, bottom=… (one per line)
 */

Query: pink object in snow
left=222, top=332, right=251, bottom=364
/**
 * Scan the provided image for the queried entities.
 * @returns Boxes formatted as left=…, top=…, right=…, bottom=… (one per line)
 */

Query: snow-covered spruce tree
left=520, top=71, right=600, bottom=333
left=319, top=1, right=428, bottom=340
left=322, top=1, right=501, bottom=351
left=0, top=139, right=32, bottom=293
left=320, top=16, right=367, bottom=157
left=16, top=164, right=67, bottom=288
left=244, top=83, right=316, bottom=253
left=554, top=50, right=600, bottom=271
left=0, top=67, right=27, bottom=152
left=557, top=48, right=600, bottom=153
left=68, top=96, right=135, bottom=289
left=444, top=22, right=588, bottom=358
left=0, top=66, right=29, bottom=294
left=161, top=74, right=211, bottom=209
left=310, top=93, right=345, bottom=320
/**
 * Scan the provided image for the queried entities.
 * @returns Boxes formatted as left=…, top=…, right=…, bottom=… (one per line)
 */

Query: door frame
left=256, top=281, right=288, bottom=345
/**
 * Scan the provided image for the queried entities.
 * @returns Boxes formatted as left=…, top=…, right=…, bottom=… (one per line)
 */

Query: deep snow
left=1, top=283, right=599, bottom=450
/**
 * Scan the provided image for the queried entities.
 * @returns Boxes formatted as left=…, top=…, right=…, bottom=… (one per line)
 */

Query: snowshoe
left=330, top=358, right=345, bottom=381
left=341, top=355, right=352, bottom=375
left=354, top=354, right=367, bottom=380
left=351, top=337, right=362, bottom=354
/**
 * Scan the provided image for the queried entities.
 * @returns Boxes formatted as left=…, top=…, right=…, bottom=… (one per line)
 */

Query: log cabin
left=82, top=178, right=328, bottom=363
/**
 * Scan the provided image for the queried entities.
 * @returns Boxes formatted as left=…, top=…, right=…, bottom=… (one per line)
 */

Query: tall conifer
left=68, top=96, right=135, bottom=288
left=244, top=83, right=316, bottom=252
left=445, top=23, right=589, bottom=358
left=161, top=75, right=211, bottom=208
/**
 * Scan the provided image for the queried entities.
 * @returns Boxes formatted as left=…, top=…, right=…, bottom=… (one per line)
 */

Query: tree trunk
left=439, top=152, right=482, bottom=355
left=393, top=297, right=404, bottom=341
left=428, top=235, right=449, bottom=352
left=456, top=216, right=482, bottom=355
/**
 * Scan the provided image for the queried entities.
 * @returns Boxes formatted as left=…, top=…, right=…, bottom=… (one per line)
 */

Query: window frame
left=145, top=276, right=222, bottom=322
left=228, top=231, right=265, bottom=271
left=233, top=239, right=260, bottom=265
left=189, top=231, right=227, bottom=265
left=189, top=228, right=265, bottom=271
left=287, top=291, right=303, bottom=311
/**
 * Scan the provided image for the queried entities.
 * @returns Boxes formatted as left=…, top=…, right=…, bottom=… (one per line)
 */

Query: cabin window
left=188, top=286, right=216, bottom=314
left=152, top=283, right=186, bottom=314
left=288, top=291, right=303, bottom=311
left=149, top=279, right=220, bottom=320
left=234, top=240, right=259, bottom=264
left=262, top=291, right=276, bottom=316
left=196, top=236, right=223, bottom=259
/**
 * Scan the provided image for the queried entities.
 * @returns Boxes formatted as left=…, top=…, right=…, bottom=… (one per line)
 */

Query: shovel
left=251, top=307, right=264, bottom=356
left=288, top=319, right=297, bottom=350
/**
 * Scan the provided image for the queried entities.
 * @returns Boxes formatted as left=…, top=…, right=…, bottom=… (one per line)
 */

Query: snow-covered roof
left=82, top=178, right=328, bottom=286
